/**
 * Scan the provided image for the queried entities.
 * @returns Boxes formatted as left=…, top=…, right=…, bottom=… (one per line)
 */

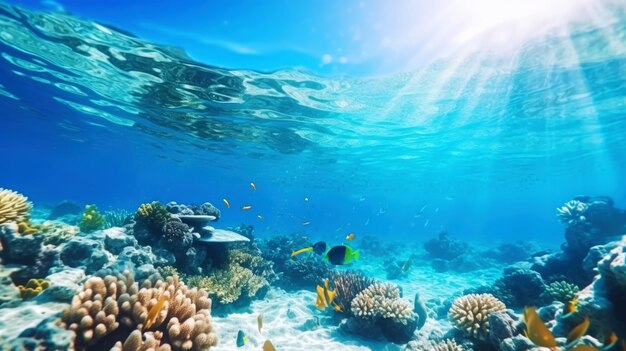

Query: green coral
left=543, top=281, right=579, bottom=303
left=134, top=201, right=172, bottom=232
left=17, top=278, right=50, bottom=299
left=79, top=204, right=106, bottom=232
left=39, top=220, right=79, bottom=245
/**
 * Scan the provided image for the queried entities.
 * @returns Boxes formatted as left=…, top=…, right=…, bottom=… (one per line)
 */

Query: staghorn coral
left=543, top=280, right=579, bottom=303
left=556, top=200, right=588, bottom=225
left=79, top=205, right=106, bottom=233
left=60, top=271, right=217, bottom=351
left=0, top=188, right=32, bottom=224
left=17, top=278, right=50, bottom=299
left=351, top=282, right=414, bottom=325
left=448, top=293, right=506, bottom=340
left=332, top=271, right=375, bottom=315
left=135, top=201, right=172, bottom=233
left=40, top=220, right=79, bottom=245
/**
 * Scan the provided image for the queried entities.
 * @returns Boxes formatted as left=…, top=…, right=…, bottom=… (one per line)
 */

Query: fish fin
left=567, top=317, right=590, bottom=343
left=353, top=250, right=360, bottom=260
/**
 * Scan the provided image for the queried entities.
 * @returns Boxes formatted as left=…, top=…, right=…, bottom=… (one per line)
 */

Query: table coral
left=60, top=271, right=217, bottom=351
left=448, top=293, right=506, bottom=340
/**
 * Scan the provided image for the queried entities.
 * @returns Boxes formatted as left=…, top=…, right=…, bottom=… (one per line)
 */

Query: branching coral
left=543, top=281, right=579, bottom=303
left=79, top=205, right=106, bottom=233
left=60, top=271, right=217, bottom=350
left=448, top=293, right=506, bottom=340
left=351, top=282, right=414, bottom=325
left=186, top=265, right=267, bottom=305
left=0, top=188, right=32, bottom=224
left=332, top=271, right=375, bottom=315
left=17, top=278, right=50, bottom=299
left=40, top=220, right=79, bottom=245
left=556, top=200, right=588, bottom=225
left=135, top=202, right=172, bottom=233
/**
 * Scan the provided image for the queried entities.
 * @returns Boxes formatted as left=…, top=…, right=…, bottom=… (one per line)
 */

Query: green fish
left=236, top=330, right=248, bottom=347
left=324, top=245, right=359, bottom=265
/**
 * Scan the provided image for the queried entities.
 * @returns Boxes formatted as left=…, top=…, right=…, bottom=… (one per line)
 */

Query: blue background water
left=1, top=1, right=626, bottom=247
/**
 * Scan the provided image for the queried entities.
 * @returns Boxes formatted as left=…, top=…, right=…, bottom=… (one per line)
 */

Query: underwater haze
left=1, top=1, right=626, bottom=351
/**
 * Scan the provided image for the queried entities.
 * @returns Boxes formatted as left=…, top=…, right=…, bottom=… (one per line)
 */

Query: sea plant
left=79, top=204, right=106, bottom=233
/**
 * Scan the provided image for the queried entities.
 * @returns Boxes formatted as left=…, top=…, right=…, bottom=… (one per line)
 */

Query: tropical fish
left=604, top=332, right=618, bottom=348
left=263, top=340, right=276, bottom=351
left=236, top=330, right=248, bottom=347
left=222, top=198, right=230, bottom=208
left=302, top=221, right=311, bottom=226
left=315, top=279, right=341, bottom=311
left=324, top=245, right=359, bottom=265
left=291, top=241, right=327, bottom=257
left=564, top=297, right=579, bottom=315
left=250, top=182, right=256, bottom=190
left=567, top=317, right=590, bottom=343
left=242, top=205, right=252, bottom=211
left=401, top=258, right=412, bottom=272
left=345, top=233, right=355, bottom=241
left=523, top=306, right=557, bottom=348
left=144, top=294, right=168, bottom=330
left=569, top=346, right=598, bottom=351
left=257, top=215, right=263, bottom=220
left=257, top=313, right=263, bottom=333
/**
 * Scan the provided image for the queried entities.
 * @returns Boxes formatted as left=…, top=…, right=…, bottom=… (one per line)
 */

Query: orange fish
left=564, top=297, right=579, bottom=315
left=242, top=205, right=252, bottom=211
left=570, top=346, right=599, bottom=351
left=345, top=233, right=355, bottom=241
left=222, top=198, right=230, bottom=208
left=250, top=182, right=256, bottom=191
left=523, top=306, right=557, bottom=348
left=604, top=332, right=618, bottom=348
left=567, top=317, right=590, bottom=343
left=144, top=294, right=168, bottom=330
left=262, top=340, right=276, bottom=351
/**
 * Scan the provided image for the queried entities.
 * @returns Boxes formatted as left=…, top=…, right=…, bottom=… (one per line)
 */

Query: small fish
left=523, top=306, right=557, bottom=348
left=567, top=317, right=590, bottom=343
left=257, top=313, right=263, bottom=333
left=257, top=215, right=263, bottom=220
left=564, top=297, right=578, bottom=315
left=250, top=182, right=256, bottom=190
left=242, top=205, right=252, bottom=211
left=222, top=198, right=230, bottom=208
left=315, top=279, right=339, bottom=311
left=302, top=221, right=310, bottom=226
left=401, top=258, right=412, bottom=272
left=419, top=204, right=428, bottom=213
left=364, top=218, right=370, bottom=226
left=291, top=241, right=327, bottom=257
left=345, top=233, right=355, bottom=241
left=324, top=245, right=359, bottom=265
left=236, top=330, right=248, bottom=347
left=263, top=340, right=276, bottom=351
left=604, top=332, right=618, bottom=348
left=304, top=197, right=309, bottom=202
left=424, top=219, right=430, bottom=227
left=144, top=294, right=168, bottom=330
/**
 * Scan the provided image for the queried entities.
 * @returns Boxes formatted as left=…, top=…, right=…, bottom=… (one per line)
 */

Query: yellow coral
left=448, top=293, right=506, bottom=340
left=17, top=221, right=39, bottom=235
left=0, top=188, right=32, bottom=224
left=17, top=278, right=50, bottom=299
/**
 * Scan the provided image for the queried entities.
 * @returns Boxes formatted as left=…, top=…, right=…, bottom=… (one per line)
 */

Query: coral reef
left=135, top=201, right=172, bottom=234
left=424, top=232, right=468, bottom=260
left=556, top=199, right=589, bottom=225
left=448, top=293, right=506, bottom=340
left=0, top=188, right=32, bottom=225
left=40, top=220, right=79, bottom=246
left=79, top=205, right=106, bottom=233
left=542, top=280, right=579, bottom=303
left=104, top=210, right=132, bottom=228
left=162, top=221, right=193, bottom=252
left=60, top=271, right=217, bottom=350
left=426, top=339, right=464, bottom=351
left=332, top=271, right=375, bottom=315
left=17, top=278, right=50, bottom=300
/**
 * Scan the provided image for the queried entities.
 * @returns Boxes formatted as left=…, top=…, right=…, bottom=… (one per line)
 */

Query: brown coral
left=0, top=188, right=32, bottom=224
left=60, top=271, right=217, bottom=351
left=448, top=293, right=506, bottom=340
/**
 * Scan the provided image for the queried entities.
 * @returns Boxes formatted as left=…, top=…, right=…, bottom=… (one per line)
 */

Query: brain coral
left=60, top=271, right=217, bottom=350
left=0, top=188, right=32, bottom=224
left=351, top=282, right=414, bottom=324
left=448, top=293, right=506, bottom=340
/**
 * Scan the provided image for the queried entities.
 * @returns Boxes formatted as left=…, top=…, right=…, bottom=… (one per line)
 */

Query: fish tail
left=353, top=250, right=360, bottom=260
left=291, top=247, right=313, bottom=257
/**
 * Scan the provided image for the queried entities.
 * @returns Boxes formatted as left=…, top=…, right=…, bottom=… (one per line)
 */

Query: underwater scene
left=1, top=0, right=626, bottom=350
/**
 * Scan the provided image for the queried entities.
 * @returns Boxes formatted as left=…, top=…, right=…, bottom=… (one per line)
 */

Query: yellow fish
left=263, top=340, right=276, bottom=351
left=315, top=279, right=342, bottom=312
left=257, top=215, right=263, bottom=220
left=257, top=313, right=263, bottom=333
left=567, top=317, right=590, bottom=343
left=302, top=221, right=310, bottom=226
left=250, top=182, right=256, bottom=190
left=144, top=294, right=168, bottom=330
left=242, top=205, right=252, bottom=211
left=345, top=233, right=355, bottom=241
left=222, top=198, right=230, bottom=208
left=523, top=306, right=557, bottom=348
left=564, top=297, right=579, bottom=315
